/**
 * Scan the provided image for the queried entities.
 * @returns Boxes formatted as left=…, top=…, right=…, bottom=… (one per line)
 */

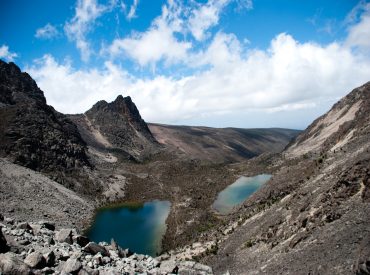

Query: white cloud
left=28, top=31, right=370, bottom=128
left=106, top=0, right=255, bottom=67
left=122, top=0, right=140, bottom=21
left=235, top=0, right=253, bottom=11
left=108, top=0, right=191, bottom=67
left=346, top=2, right=370, bottom=49
left=188, top=0, right=229, bottom=41
left=0, top=45, right=17, bottom=61
left=35, top=23, right=59, bottom=39
left=64, top=0, right=114, bottom=62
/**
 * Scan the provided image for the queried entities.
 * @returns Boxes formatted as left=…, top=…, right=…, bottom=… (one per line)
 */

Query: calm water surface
left=87, top=200, right=171, bottom=256
left=213, top=174, right=271, bottom=214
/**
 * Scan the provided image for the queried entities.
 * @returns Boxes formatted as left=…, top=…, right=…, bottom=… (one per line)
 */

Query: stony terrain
left=0, top=215, right=213, bottom=274
left=149, top=124, right=300, bottom=163
left=199, top=82, right=370, bottom=274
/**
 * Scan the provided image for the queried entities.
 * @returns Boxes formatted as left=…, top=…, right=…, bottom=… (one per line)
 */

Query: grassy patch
left=242, top=239, right=255, bottom=249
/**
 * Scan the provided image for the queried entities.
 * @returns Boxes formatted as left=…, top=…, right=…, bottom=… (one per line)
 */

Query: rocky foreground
left=0, top=215, right=213, bottom=275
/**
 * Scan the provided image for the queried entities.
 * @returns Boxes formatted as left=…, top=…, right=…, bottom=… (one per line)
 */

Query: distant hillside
left=149, top=123, right=301, bottom=163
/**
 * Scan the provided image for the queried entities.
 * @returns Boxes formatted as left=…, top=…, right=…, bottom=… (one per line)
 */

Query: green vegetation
left=242, top=239, right=255, bottom=249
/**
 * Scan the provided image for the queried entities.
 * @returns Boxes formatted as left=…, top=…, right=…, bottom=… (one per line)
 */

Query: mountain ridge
left=203, top=81, right=370, bottom=274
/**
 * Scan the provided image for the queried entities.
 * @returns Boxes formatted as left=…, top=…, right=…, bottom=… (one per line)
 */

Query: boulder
left=118, top=247, right=133, bottom=258
left=39, top=221, right=55, bottom=231
left=83, top=242, right=110, bottom=257
left=55, top=229, right=73, bottom=244
left=5, top=218, right=14, bottom=225
left=24, top=251, right=46, bottom=269
left=73, top=235, right=90, bottom=247
left=78, top=267, right=100, bottom=275
left=44, top=251, right=55, bottom=267
left=158, top=259, right=179, bottom=274
left=62, top=258, right=82, bottom=274
left=16, top=222, right=32, bottom=231
left=29, top=224, right=42, bottom=235
left=0, top=252, right=31, bottom=274
left=0, top=214, right=3, bottom=221
left=0, top=227, right=9, bottom=253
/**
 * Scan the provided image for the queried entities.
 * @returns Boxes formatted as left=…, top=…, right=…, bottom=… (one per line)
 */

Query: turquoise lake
left=212, top=174, right=272, bottom=214
left=87, top=200, right=171, bottom=256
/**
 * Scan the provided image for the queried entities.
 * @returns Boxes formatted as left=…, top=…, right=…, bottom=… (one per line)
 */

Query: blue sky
left=1, top=0, right=370, bottom=129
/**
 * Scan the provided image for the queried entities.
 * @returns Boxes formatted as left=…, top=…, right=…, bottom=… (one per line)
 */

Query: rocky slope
left=0, top=216, right=213, bottom=274
left=201, top=82, right=370, bottom=274
left=0, top=60, right=90, bottom=191
left=70, top=96, right=159, bottom=162
left=149, top=124, right=300, bottom=163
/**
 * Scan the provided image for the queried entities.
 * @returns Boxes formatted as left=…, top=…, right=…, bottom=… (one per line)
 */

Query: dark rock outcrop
left=83, top=242, right=110, bottom=257
left=0, top=227, right=9, bottom=253
left=0, top=60, right=90, bottom=189
left=75, top=95, right=159, bottom=161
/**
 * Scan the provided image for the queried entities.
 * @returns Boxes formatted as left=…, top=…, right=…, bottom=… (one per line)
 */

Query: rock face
left=205, top=82, right=370, bottom=274
left=286, top=82, right=370, bottom=157
left=70, top=95, right=159, bottom=161
left=0, top=60, right=90, bottom=188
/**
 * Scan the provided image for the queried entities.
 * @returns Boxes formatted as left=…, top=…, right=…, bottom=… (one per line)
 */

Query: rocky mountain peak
left=0, top=59, right=46, bottom=105
left=79, top=95, right=159, bottom=161
left=0, top=60, right=90, bottom=190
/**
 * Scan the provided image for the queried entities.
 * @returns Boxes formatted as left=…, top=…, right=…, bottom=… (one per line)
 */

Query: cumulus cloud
left=346, top=1, right=370, bottom=49
left=188, top=0, right=229, bottom=41
left=108, top=0, right=191, bottom=67
left=64, top=0, right=115, bottom=62
left=0, top=45, right=17, bottom=61
left=28, top=31, right=370, bottom=127
left=35, top=23, right=60, bottom=39
left=106, top=0, right=255, bottom=67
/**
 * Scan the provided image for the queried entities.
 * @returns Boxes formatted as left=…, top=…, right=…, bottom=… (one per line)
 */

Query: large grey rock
left=16, top=222, right=32, bottom=231
left=159, top=259, right=179, bottom=274
left=0, top=227, right=9, bottom=253
left=39, top=221, right=55, bottom=231
left=55, top=228, right=73, bottom=244
left=83, top=242, right=109, bottom=256
left=73, top=235, right=90, bottom=247
left=62, top=258, right=82, bottom=274
left=5, top=218, right=14, bottom=225
left=78, top=267, right=99, bottom=275
left=24, top=251, right=46, bottom=269
left=44, top=250, right=55, bottom=267
left=0, top=252, right=31, bottom=274
left=29, top=224, right=42, bottom=235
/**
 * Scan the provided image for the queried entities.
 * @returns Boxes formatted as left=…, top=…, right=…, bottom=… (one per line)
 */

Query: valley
left=0, top=59, right=369, bottom=274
